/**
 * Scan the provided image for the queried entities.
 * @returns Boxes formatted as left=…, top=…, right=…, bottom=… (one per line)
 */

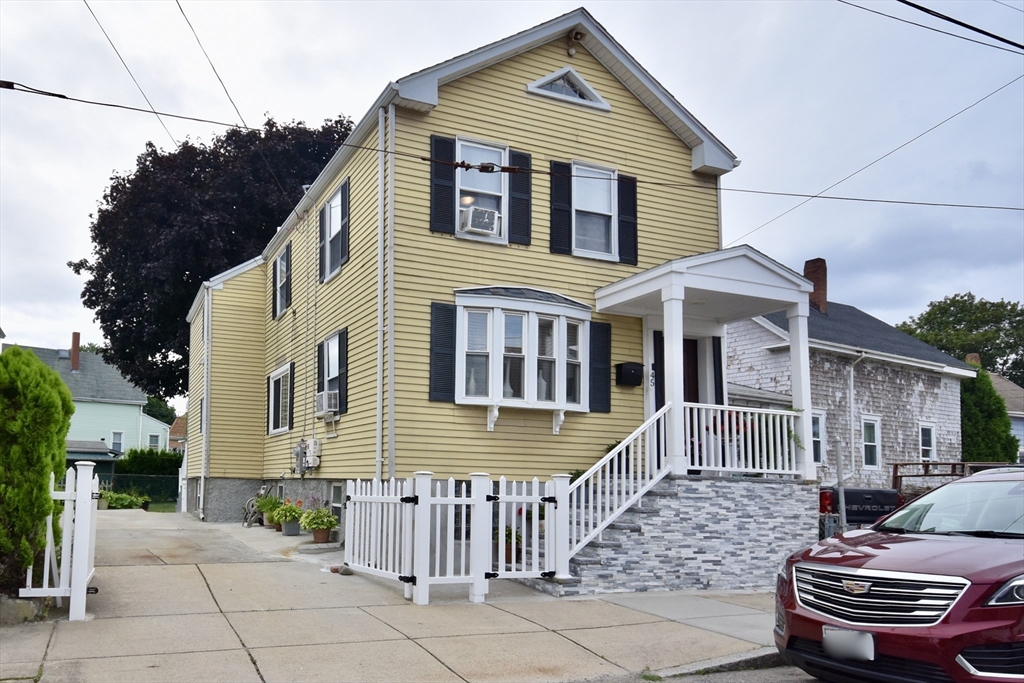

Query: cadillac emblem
left=842, top=580, right=872, bottom=595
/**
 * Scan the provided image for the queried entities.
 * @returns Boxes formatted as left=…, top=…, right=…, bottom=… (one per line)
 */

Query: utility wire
left=3, top=80, right=1020, bottom=213
left=725, top=73, right=1024, bottom=246
left=896, top=0, right=1024, bottom=50
left=82, top=0, right=178, bottom=148
left=835, top=0, right=1024, bottom=55
left=992, top=0, right=1024, bottom=13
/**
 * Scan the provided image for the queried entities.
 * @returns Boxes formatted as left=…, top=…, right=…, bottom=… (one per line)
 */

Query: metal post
left=469, top=473, right=491, bottom=603
left=552, top=474, right=571, bottom=580
left=69, top=461, right=96, bottom=621
left=412, top=471, right=432, bottom=605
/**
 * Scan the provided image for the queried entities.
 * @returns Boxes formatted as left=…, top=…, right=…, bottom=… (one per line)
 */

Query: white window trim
left=571, top=160, right=618, bottom=262
left=919, top=422, right=936, bottom=462
left=148, top=433, right=161, bottom=449
left=111, top=430, right=124, bottom=452
left=811, top=410, right=826, bottom=465
left=323, top=182, right=349, bottom=283
left=454, top=294, right=591, bottom=414
left=268, top=363, right=291, bottom=436
left=525, top=66, right=612, bottom=112
left=455, top=137, right=509, bottom=246
left=274, top=249, right=289, bottom=317
left=862, top=415, right=881, bottom=470
left=331, top=482, right=345, bottom=525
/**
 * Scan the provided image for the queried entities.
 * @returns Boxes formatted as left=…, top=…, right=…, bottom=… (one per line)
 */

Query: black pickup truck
left=819, top=487, right=903, bottom=526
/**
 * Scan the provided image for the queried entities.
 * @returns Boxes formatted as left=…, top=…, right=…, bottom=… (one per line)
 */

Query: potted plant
left=255, top=495, right=282, bottom=529
left=299, top=505, right=338, bottom=543
left=276, top=498, right=303, bottom=536
left=268, top=507, right=283, bottom=532
left=97, top=489, right=110, bottom=510
left=494, top=525, right=522, bottom=565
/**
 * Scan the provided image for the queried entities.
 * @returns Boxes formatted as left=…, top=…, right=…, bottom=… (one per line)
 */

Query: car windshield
left=877, top=479, right=1024, bottom=536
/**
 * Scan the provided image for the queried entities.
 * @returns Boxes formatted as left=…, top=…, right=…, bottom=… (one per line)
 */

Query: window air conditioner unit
left=315, top=390, right=339, bottom=417
left=459, top=206, right=500, bottom=236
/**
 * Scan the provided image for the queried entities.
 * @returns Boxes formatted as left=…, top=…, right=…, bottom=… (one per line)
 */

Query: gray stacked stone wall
left=522, top=474, right=818, bottom=596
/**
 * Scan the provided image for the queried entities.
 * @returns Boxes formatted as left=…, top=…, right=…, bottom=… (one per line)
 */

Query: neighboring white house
left=726, top=259, right=976, bottom=489
left=3, top=333, right=170, bottom=455
left=989, top=373, right=1024, bottom=463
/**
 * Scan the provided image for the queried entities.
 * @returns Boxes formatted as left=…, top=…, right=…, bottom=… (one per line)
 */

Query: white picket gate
left=20, top=461, right=99, bottom=621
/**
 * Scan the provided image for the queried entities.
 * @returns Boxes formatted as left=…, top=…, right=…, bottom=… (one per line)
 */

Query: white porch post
left=662, top=284, right=687, bottom=474
left=787, top=303, right=816, bottom=480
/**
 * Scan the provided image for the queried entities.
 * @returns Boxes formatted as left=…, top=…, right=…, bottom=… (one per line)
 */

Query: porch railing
left=683, top=402, right=799, bottom=474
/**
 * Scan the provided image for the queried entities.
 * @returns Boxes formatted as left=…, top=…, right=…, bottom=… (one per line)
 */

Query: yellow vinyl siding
left=207, top=266, right=266, bottom=479
left=388, top=41, right=716, bottom=478
left=262, top=124, right=383, bottom=479
left=186, top=306, right=205, bottom=478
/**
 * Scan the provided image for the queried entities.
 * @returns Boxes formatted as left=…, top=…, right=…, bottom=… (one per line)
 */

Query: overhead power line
left=725, top=73, right=1024, bottom=246
left=2, top=80, right=1020, bottom=214
left=896, top=0, right=1024, bottom=50
left=835, top=0, right=1024, bottom=55
left=82, top=0, right=178, bottom=148
left=992, top=0, right=1024, bottom=14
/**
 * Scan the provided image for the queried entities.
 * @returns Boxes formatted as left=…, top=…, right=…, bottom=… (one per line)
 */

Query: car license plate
left=822, top=625, right=875, bottom=661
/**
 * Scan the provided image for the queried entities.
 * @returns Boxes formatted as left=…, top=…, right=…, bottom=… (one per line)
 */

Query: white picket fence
left=20, top=461, right=99, bottom=621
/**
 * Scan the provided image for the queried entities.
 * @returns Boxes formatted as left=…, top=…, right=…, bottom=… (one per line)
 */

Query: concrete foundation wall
left=186, top=477, right=262, bottom=522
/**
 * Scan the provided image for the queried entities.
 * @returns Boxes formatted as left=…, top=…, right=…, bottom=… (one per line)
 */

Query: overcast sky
left=2, top=1, right=1022, bottom=357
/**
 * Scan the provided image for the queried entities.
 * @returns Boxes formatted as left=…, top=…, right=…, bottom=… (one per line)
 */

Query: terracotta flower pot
left=274, top=523, right=282, bottom=532
left=312, top=528, right=331, bottom=544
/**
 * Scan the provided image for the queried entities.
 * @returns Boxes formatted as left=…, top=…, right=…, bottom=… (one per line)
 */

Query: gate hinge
left=540, top=496, right=557, bottom=506
left=486, top=495, right=499, bottom=502
left=399, top=575, right=417, bottom=585
left=86, top=586, right=99, bottom=594
left=484, top=572, right=498, bottom=579
left=400, top=495, right=418, bottom=504
left=91, top=492, right=101, bottom=500
left=344, top=494, right=351, bottom=509
left=540, top=571, right=556, bottom=579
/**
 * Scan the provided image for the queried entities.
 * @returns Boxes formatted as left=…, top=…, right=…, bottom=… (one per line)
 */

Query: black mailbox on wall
left=615, top=362, right=644, bottom=387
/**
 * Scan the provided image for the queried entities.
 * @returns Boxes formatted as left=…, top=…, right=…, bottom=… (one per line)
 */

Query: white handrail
left=567, top=403, right=672, bottom=557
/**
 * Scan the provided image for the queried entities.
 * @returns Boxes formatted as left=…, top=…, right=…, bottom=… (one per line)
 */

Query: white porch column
left=662, top=284, right=687, bottom=474
left=788, top=303, right=816, bottom=480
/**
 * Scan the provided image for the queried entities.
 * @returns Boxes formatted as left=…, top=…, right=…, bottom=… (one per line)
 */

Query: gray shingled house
left=725, top=259, right=976, bottom=488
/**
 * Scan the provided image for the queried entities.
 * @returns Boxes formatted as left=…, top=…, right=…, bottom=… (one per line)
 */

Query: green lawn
left=147, top=502, right=177, bottom=513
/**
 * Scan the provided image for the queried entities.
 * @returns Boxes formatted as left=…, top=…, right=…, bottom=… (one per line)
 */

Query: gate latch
left=484, top=572, right=498, bottom=579
left=399, top=575, right=417, bottom=585
left=540, top=496, right=557, bottom=507
left=486, top=495, right=499, bottom=502
left=400, top=496, right=418, bottom=505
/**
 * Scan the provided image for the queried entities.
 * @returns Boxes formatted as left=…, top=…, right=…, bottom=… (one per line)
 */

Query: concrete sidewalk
left=0, top=510, right=779, bottom=683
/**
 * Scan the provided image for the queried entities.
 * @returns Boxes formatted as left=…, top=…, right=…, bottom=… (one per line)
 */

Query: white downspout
left=840, top=351, right=866, bottom=531
left=386, top=103, right=397, bottom=479
left=375, top=107, right=386, bottom=480
left=200, top=284, right=212, bottom=520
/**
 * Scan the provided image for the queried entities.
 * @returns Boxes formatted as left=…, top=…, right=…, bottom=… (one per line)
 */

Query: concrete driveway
left=1, top=510, right=780, bottom=683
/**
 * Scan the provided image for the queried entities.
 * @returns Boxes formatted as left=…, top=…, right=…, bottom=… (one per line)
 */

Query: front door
left=652, top=331, right=699, bottom=410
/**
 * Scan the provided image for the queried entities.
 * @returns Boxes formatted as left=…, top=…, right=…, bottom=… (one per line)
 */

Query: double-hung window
left=454, top=291, right=590, bottom=411
left=111, top=431, right=123, bottom=453
left=316, top=330, right=348, bottom=415
left=148, top=433, right=160, bottom=450
left=862, top=416, right=880, bottom=468
left=456, top=139, right=507, bottom=243
left=572, top=162, right=617, bottom=259
left=920, top=423, right=935, bottom=462
left=268, top=363, right=292, bottom=434
left=273, top=243, right=291, bottom=318
left=811, top=411, right=826, bottom=464
left=319, top=180, right=349, bottom=282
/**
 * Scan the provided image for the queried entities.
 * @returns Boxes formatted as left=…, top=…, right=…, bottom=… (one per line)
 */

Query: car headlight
left=986, top=574, right=1024, bottom=606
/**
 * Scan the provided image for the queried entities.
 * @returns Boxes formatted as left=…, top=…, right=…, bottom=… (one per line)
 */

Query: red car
left=776, top=468, right=1024, bottom=682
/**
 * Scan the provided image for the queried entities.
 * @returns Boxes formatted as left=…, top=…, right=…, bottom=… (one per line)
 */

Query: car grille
left=959, top=642, right=1024, bottom=677
left=790, top=637, right=955, bottom=683
left=794, top=563, right=969, bottom=626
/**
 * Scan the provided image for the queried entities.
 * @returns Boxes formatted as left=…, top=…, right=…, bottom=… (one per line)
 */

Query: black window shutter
left=712, top=336, right=724, bottom=405
left=338, top=328, right=349, bottom=415
left=271, top=256, right=279, bottom=319
left=617, top=175, right=638, bottom=266
left=316, top=342, right=325, bottom=393
left=430, top=136, right=456, bottom=234
left=339, top=180, right=350, bottom=269
left=549, top=161, right=572, bottom=254
left=429, top=302, right=457, bottom=402
left=508, top=151, right=532, bottom=245
left=283, top=243, right=292, bottom=308
left=318, top=206, right=327, bottom=282
left=266, top=377, right=271, bottom=434
left=590, top=322, right=612, bottom=413
left=288, top=362, right=295, bottom=430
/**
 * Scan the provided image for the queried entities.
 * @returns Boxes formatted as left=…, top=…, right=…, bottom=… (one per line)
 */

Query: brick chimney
left=965, top=353, right=982, bottom=367
left=71, top=332, right=80, bottom=372
left=803, top=258, right=827, bottom=314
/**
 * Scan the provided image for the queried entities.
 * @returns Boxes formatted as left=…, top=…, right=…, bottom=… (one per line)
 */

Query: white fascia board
left=73, top=397, right=147, bottom=406
left=763, top=338, right=978, bottom=378
left=752, top=315, right=790, bottom=340
left=263, top=84, right=399, bottom=261
left=185, top=257, right=264, bottom=324
left=186, top=284, right=208, bottom=324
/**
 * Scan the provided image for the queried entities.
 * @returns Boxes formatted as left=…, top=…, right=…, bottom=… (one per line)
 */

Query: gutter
left=387, top=103, right=397, bottom=479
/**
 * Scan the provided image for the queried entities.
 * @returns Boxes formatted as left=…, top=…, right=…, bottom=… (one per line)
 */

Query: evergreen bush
left=961, top=364, right=1020, bottom=462
left=115, top=448, right=183, bottom=475
left=0, top=347, right=74, bottom=594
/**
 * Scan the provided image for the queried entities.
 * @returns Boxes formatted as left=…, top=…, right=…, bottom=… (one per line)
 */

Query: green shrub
left=0, top=347, right=74, bottom=594
left=961, top=365, right=1020, bottom=461
left=255, top=496, right=281, bottom=514
left=103, top=491, right=147, bottom=509
left=115, top=448, right=182, bottom=475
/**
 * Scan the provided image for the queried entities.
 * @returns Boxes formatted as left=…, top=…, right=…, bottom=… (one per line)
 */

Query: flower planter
left=274, top=523, right=282, bottom=532
left=311, top=528, right=331, bottom=544
left=282, top=520, right=301, bottom=536
left=97, top=498, right=109, bottom=510
left=264, top=512, right=276, bottom=528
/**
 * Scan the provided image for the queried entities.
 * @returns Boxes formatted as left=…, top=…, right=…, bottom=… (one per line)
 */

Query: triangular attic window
left=526, top=66, right=610, bottom=112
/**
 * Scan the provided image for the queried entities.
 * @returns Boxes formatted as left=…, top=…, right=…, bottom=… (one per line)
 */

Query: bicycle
left=243, top=485, right=269, bottom=527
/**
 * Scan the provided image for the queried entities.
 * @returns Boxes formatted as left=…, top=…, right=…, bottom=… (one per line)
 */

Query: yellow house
left=184, top=7, right=816, bottom=554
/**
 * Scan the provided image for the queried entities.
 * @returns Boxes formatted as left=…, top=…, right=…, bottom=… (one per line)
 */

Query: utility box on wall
left=616, top=362, right=644, bottom=387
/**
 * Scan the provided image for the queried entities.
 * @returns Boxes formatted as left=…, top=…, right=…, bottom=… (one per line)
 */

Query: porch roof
left=595, top=245, right=812, bottom=321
